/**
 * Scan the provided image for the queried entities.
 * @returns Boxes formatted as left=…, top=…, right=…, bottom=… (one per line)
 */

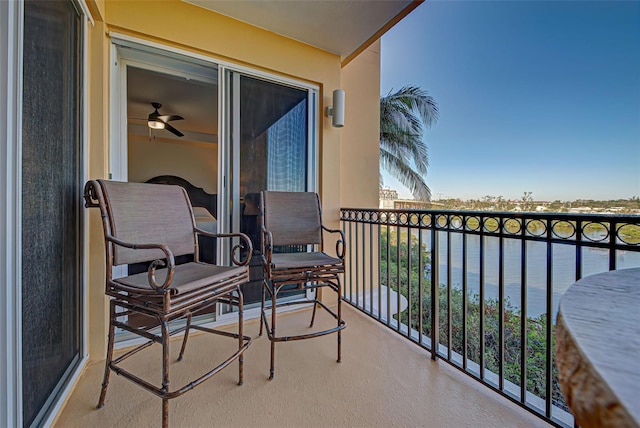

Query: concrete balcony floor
left=54, top=305, right=550, bottom=427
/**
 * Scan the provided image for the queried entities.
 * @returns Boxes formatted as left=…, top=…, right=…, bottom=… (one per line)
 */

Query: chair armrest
left=194, top=228, right=253, bottom=267
left=106, top=236, right=176, bottom=290
left=322, top=225, right=346, bottom=259
left=83, top=180, right=100, bottom=208
left=261, top=225, right=274, bottom=274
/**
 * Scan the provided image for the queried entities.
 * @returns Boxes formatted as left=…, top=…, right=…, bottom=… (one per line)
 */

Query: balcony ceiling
left=184, top=0, right=419, bottom=63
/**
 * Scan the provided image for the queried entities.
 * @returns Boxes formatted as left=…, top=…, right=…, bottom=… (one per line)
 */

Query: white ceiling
left=184, top=0, right=416, bottom=62
left=127, top=66, right=218, bottom=143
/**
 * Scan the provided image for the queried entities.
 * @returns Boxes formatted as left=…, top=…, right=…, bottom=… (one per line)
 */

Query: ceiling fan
left=147, top=102, right=184, bottom=137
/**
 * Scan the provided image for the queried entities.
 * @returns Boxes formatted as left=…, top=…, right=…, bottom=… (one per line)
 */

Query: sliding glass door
left=108, top=42, right=317, bottom=321
left=222, top=71, right=317, bottom=305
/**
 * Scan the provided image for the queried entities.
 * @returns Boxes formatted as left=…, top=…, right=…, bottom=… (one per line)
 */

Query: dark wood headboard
left=145, top=175, right=217, bottom=217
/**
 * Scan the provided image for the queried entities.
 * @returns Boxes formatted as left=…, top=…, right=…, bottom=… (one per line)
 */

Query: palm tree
left=380, top=85, right=439, bottom=201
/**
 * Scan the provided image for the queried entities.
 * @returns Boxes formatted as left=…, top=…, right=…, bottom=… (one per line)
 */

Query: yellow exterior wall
left=86, top=0, right=105, bottom=22
left=86, top=0, right=352, bottom=359
left=340, top=40, right=381, bottom=208
left=87, top=19, right=110, bottom=361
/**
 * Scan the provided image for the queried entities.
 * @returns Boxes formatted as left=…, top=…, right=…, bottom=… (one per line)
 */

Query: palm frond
left=379, top=85, right=438, bottom=198
left=381, top=85, right=439, bottom=128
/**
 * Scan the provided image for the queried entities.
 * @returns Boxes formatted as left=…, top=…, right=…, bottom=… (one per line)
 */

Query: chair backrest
left=97, top=180, right=196, bottom=266
left=261, top=191, right=322, bottom=246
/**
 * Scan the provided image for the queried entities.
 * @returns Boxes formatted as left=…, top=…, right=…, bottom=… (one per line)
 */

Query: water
left=420, top=231, right=640, bottom=322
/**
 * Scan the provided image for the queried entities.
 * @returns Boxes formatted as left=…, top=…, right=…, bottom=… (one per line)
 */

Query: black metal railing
left=340, top=208, right=640, bottom=427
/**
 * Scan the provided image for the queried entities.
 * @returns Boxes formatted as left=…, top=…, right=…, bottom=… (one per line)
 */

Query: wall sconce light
left=326, top=89, right=345, bottom=128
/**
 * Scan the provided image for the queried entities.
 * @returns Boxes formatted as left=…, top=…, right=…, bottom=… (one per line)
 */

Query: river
left=425, top=231, right=640, bottom=322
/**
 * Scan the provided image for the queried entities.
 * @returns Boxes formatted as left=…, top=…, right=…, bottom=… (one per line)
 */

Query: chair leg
left=177, top=312, right=192, bottom=362
left=337, top=278, right=342, bottom=364
left=259, top=279, right=266, bottom=337
left=238, top=289, right=244, bottom=386
left=309, top=286, right=318, bottom=328
left=160, top=319, right=171, bottom=428
left=97, top=300, right=116, bottom=409
left=269, top=283, right=277, bottom=380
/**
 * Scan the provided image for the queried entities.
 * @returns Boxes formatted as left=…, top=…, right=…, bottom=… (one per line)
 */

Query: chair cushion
left=270, top=252, right=341, bottom=270
left=116, top=262, right=247, bottom=295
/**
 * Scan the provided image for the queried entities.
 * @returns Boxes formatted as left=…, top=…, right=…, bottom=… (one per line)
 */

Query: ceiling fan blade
left=164, top=122, right=184, bottom=137
left=159, top=115, right=184, bottom=122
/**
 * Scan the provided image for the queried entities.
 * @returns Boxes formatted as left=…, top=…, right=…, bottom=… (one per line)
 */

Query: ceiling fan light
left=148, top=119, right=165, bottom=130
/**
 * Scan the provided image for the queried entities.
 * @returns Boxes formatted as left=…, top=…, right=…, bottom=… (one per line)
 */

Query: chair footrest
left=263, top=318, right=345, bottom=343
left=109, top=332, right=251, bottom=400
left=261, top=300, right=346, bottom=343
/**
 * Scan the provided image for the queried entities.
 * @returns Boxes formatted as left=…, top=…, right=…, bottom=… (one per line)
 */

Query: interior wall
left=127, top=137, right=218, bottom=193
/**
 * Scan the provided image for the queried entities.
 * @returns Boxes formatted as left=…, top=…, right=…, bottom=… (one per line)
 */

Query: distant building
left=571, top=207, right=593, bottom=213
left=394, top=200, right=431, bottom=210
left=380, top=188, right=399, bottom=209
left=380, top=188, right=398, bottom=200
left=379, top=188, right=431, bottom=210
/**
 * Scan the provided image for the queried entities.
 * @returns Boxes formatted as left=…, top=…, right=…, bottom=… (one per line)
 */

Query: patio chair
left=259, top=191, right=346, bottom=379
left=84, top=180, right=253, bottom=428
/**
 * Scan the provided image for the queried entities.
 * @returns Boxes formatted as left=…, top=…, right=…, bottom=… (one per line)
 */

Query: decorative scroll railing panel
left=340, top=208, right=640, bottom=428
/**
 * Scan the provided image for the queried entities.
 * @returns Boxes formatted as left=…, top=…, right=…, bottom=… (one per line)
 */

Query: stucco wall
left=86, top=0, right=349, bottom=359
left=340, top=40, right=381, bottom=208
left=87, top=0, right=105, bottom=22
left=87, top=19, right=110, bottom=363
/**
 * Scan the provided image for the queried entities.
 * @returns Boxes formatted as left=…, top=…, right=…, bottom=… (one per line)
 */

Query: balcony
left=54, top=304, right=549, bottom=427
left=53, top=208, right=639, bottom=427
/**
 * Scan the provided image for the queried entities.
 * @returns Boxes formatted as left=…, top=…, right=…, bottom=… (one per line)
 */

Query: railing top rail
left=340, top=207, right=640, bottom=249
left=340, top=207, right=640, bottom=222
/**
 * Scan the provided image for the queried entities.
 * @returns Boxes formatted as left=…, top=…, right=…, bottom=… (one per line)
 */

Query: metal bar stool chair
left=259, top=191, right=346, bottom=379
left=84, top=180, right=253, bottom=427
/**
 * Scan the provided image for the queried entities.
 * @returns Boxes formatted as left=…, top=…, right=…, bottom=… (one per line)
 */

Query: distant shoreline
left=380, top=193, right=640, bottom=215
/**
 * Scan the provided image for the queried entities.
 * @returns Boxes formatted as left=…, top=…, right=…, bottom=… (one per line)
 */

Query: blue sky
left=381, top=0, right=640, bottom=201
